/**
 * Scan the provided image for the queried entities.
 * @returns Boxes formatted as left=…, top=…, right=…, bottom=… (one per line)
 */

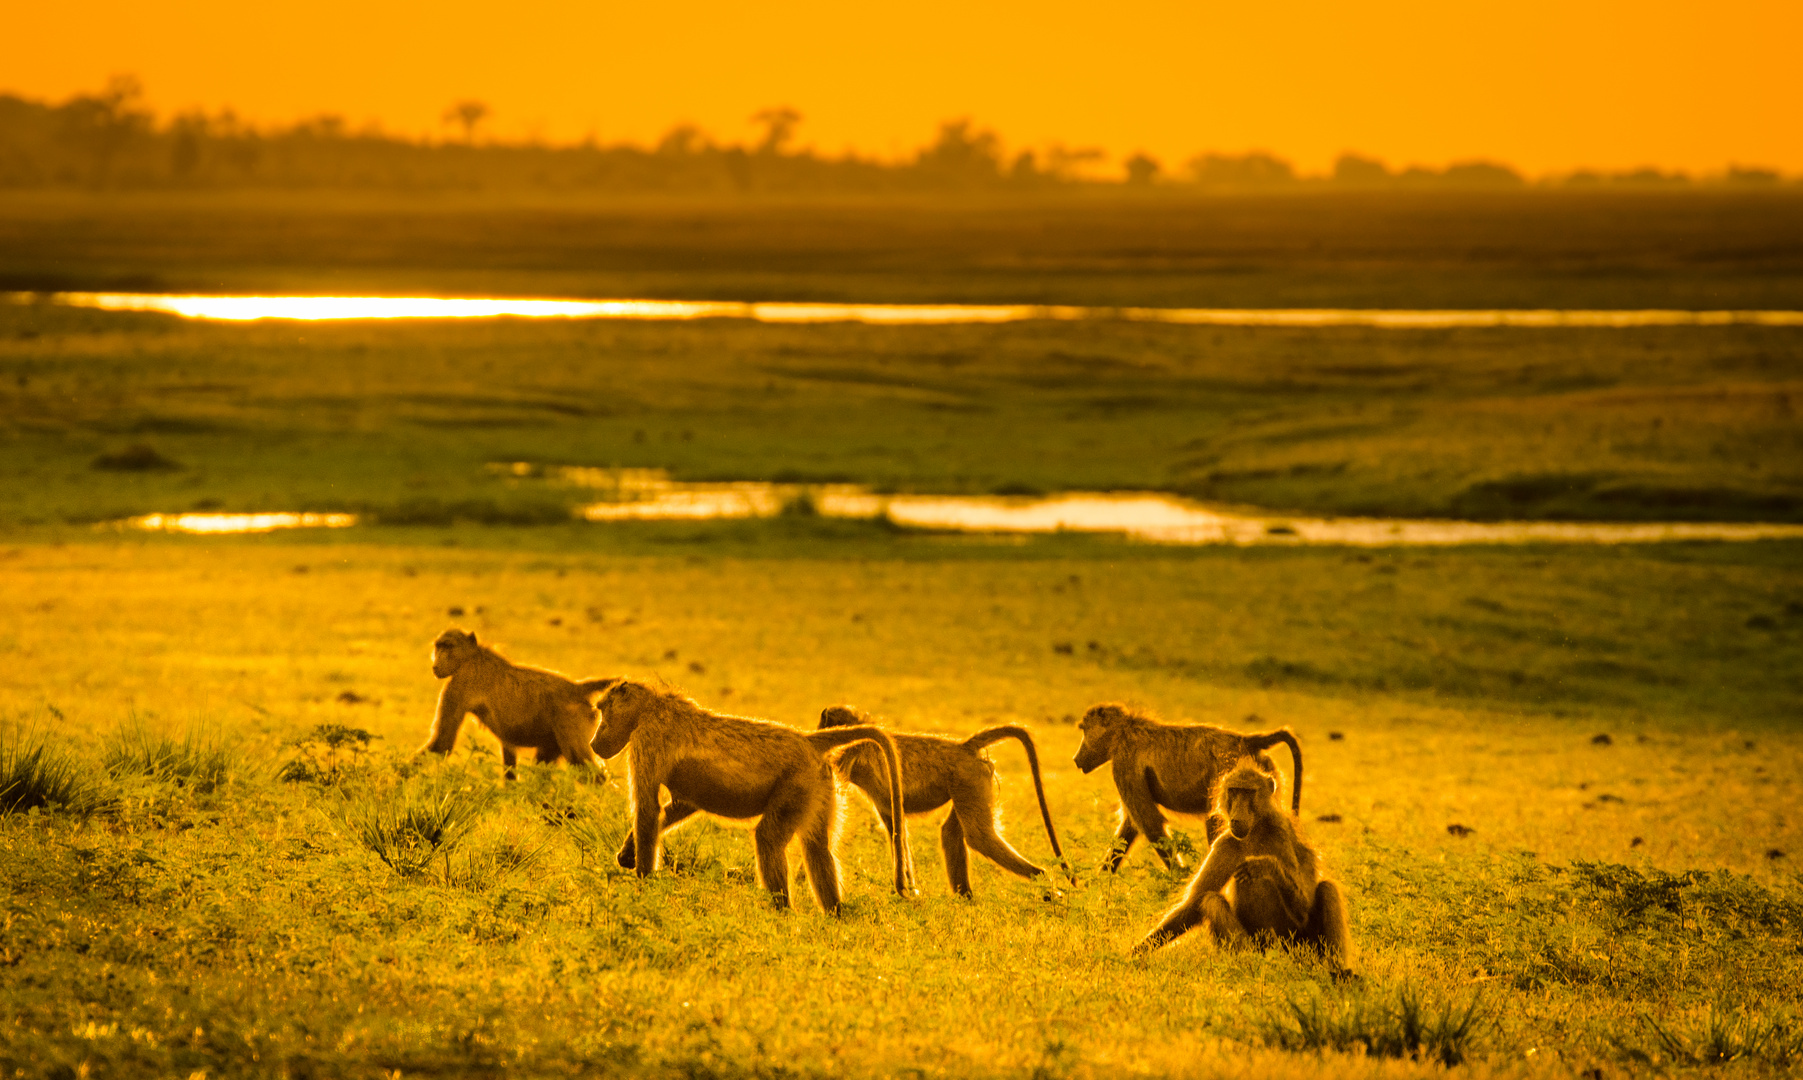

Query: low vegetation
left=0, top=533, right=1798, bottom=1076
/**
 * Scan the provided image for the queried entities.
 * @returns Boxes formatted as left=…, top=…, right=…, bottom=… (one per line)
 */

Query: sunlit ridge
left=27, top=292, right=1803, bottom=327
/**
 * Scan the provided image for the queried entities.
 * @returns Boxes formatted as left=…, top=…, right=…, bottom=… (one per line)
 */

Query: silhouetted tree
left=443, top=100, right=489, bottom=143
left=1124, top=152, right=1160, bottom=185
left=915, top=119, right=1002, bottom=185
left=1332, top=152, right=1389, bottom=185
left=656, top=123, right=705, bottom=156
left=1187, top=150, right=1294, bottom=187
left=751, top=106, right=801, bottom=155
left=58, top=74, right=150, bottom=185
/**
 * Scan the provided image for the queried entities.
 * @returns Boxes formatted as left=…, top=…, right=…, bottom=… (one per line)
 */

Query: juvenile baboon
left=594, top=681, right=915, bottom=913
left=1133, top=758, right=1354, bottom=977
left=818, top=705, right=1076, bottom=897
left=420, top=628, right=618, bottom=780
left=1073, top=703, right=1302, bottom=871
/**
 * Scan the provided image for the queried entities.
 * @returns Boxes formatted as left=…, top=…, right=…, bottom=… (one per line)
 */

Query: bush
left=0, top=728, right=109, bottom=818
left=1257, top=984, right=1487, bottom=1066
left=277, top=724, right=380, bottom=785
left=102, top=720, right=233, bottom=793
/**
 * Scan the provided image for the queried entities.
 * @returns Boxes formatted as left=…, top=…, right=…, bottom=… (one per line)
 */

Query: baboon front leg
left=1134, top=889, right=1213, bottom=954
left=940, top=813, right=973, bottom=897
left=630, top=788, right=664, bottom=878
left=1114, top=769, right=1177, bottom=868
left=616, top=799, right=702, bottom=869
left=502, top=747, right=518, bottom=781
left=555, top=708, right=611, bottom=782
left=421, top=688, right=468, bottom=754
left=1304, top=879, right=1357, bottom=976
left=957, top=804, right=1045, bottom=881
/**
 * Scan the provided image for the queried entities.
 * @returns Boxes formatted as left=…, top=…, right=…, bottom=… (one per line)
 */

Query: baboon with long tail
left=819, top=705, right=1076, bottom=897
left=1073, top=703, right=1302, bottom=871
left=419, top=628, right=616, bottom=780
left=594, top=680, right=916, bottom=913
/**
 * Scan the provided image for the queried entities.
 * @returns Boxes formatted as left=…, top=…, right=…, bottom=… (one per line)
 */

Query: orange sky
left=4, top=0, right=1797, bottom=176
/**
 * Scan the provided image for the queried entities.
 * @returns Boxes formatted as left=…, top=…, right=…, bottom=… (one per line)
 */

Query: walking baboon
left=1133, top=758, right=1354, bottom=977
left=818, top=705, right=1076, bottom=897
left=1073, top=703, right=1302, bottom=871
left=594, top=681, right=915, bottom=913
left=420, top=629, right=618, bottom=780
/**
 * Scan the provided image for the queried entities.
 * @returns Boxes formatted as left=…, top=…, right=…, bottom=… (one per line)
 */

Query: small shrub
left=278, top=724, right=380, bottom=785
left=348, top=779, right=492, bottom=877
left=102, top=721, right=233, bottom=793
left=0, top=728, right=109, bottom=818
left=1257, top=984, right=1487, bottom=1066
left=446, top=827, right=550, bottom=889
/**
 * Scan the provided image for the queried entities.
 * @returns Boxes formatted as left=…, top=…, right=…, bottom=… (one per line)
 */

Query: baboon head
left=432, top=628, right=479, bottom=678
left=1073, top=703, right=1133, bottom=774
left=1217, top=759, right=1279, bottom=840
left=818, top=705, right=868, bottom=730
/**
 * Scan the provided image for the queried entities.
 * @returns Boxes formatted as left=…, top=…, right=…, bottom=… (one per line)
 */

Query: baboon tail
left=1247, top=728, right=1303, bottom=814
left=964, top=725, right=1076, bottom=886
left=806, top=726, right=917, bottom=898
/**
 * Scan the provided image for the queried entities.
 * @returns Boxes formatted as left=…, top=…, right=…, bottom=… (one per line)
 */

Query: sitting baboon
left=1073, top=703, right=1302, bottom=871
left=594, top=680, right=915, bottom=913
left=818, top=705, right=1076, bottom=897
left=1133, top=758, right=1354, bottom=977
left=419, top=628, right=618, bottom=780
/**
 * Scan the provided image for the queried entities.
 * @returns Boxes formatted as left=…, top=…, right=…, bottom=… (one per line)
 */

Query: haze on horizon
left=4, top=0, right=1798, bottom=177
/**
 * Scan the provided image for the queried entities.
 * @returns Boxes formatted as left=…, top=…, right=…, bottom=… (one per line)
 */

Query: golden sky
left=5, top=0, right=1797, bottom=176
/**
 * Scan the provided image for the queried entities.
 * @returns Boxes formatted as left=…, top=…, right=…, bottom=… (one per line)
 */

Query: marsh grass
left=101, top=718, right=233, bottom=793
left=1256, top=984, right=1488, bottom=1065
left=0, top=726, right=109, bottom=818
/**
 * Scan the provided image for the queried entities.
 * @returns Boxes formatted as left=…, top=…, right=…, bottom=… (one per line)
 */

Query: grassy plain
left=4, top=189, right=1803, bottom=310
left=2, top=533, right=1801, bottom=1077
left=2, top=302, right=1800, bottom=527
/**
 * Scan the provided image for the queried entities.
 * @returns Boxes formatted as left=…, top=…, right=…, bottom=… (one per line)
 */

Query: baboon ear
left=468, top=631, right=477, bottom=645
left=1265, top=775, right=1277, bottom=795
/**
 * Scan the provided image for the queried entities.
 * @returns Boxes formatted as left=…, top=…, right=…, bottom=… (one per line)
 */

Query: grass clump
left=1635, top=1004, right=1803, bottom=1067
left=0, top=727, right=109, bottom=818
left=101, top=720, right=233, bottom=793
left=347, top=776, right=493, bottom=878
left=1256, top=984, right=1488, bottom=1066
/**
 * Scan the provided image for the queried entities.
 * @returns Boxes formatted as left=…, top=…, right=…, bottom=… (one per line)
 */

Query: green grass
left=3, top=300, right=1800, bottom=527
left=1, top=534, right=1800, bottom=1077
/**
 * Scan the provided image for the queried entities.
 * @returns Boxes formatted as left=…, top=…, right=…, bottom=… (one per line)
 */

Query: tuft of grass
left=101, top=720, right=233, bottom=793
left=1636, top=1003, right=1803, bottom=1067
left=0, top=727, right=110, bottom=818
left=1256, top=984, right=1488, bottom=1066
left=347, top=778, right=494, bottom=878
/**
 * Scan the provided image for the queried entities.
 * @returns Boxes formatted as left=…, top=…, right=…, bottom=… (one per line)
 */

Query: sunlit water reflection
left=112, top=480, right=1803, bottom=545
left=25, top=292, right=1803, bottom=327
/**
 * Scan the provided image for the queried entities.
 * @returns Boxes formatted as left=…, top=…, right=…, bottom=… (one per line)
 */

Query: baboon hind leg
left=1304, top=879, right=1357, bottom=974
left=1232, top=856, right=1311, bottom=936
left=502, top=747, right=519, bottom=780
left=616, top=800, right=702, bottom=869
left=751, top=789, right=810, bottom=910
left=956, top=803, right=1045, bottom=881
left=799, top=811, right=844, bottom=915
left=939, top=813, right=973, bottom=897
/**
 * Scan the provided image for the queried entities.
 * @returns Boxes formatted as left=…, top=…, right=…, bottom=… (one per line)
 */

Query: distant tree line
left=0, top=78, right=1790, bottom=193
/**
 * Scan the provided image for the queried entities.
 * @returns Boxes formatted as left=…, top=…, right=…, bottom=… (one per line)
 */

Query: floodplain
left=2, top=190, right=1801, bottom=1078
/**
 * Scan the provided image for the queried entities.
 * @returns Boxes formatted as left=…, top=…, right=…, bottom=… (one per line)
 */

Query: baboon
left=594, top=680, right=915, bottom=913
left=1133, top=758, right=1354, bottom=977
left=818, top=705, right=1076, bottom=897
left=420, top=628, right=617, bottom=780
left=1073, top=703, right=1302, bottom=871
